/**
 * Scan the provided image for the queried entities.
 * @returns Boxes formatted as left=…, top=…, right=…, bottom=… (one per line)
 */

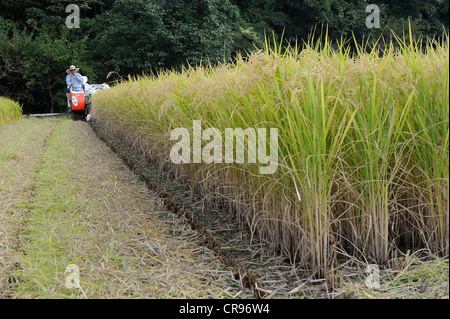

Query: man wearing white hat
left=66, top=65, right=84, bottom=111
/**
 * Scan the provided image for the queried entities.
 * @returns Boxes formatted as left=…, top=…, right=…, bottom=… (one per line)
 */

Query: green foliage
left=232, top=0, right=448, bottom=45
left=0, top=22, right=93, bottom=113
left=0, top=0, right=448, bottom=112
left=89, top=0, right=243, bottom=75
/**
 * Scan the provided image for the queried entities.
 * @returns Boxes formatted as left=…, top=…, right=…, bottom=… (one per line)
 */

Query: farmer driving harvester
left=65, top=64, right=110, bottom=120
left=66, top=65, right=84, bottom=111
left=66, top=64, right=93, bottom=121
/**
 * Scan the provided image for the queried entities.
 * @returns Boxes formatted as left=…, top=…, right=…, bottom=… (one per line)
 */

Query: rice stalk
left=92, top=31, right=449, bottom=277
left=0, top=97, right=22, bottom=126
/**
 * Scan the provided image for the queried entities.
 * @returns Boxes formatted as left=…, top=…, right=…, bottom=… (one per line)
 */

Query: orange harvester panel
left=70, top=92, right=86, bottom=111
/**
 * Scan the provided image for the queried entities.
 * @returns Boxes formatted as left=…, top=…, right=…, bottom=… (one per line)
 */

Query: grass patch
left=0, top=118, right=59, bottom=298
left=9, top=119, right=246, bottom=298
left=338, top=255, right=449, bottom=299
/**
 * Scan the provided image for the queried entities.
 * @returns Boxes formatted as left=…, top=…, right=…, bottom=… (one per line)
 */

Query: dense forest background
left=0, top=0, right=448, bottom=113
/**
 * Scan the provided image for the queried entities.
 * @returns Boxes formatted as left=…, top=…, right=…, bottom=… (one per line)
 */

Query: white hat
left=66, top=65, right=80, bottom=73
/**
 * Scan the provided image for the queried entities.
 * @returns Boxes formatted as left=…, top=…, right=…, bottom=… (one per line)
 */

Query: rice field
left=0, top=97, right=22, bottom=125
left=92, top=33, right=449, bottom=278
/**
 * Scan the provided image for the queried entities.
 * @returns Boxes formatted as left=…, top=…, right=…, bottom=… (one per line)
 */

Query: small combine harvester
left=69, top=76, right=110, bottom=121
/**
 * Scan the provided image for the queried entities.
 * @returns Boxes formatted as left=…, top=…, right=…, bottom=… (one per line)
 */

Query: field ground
left=0, top=117, right=448, bottom=299
left=0, top=118, right=250, bottom=298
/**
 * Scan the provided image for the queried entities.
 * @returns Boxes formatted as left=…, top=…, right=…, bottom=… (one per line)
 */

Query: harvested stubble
left=92, top=33, right=449, bottom=277
left=0, top=97, right=22, bottom=126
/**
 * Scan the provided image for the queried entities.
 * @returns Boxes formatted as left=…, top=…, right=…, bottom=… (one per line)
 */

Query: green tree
left=0, top=22, right=92, bottom=113
left=0, top=0, right=448, bottom=113
left=89, top=0, right=245, bottom=76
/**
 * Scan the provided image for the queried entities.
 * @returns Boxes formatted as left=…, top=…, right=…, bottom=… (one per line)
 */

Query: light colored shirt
left=66, top=73, right=84, bottom=91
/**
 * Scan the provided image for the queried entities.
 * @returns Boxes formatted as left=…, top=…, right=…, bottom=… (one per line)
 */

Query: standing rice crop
left=0, top=97, right=22, bottom=125
left=92, top=33, right=449, bottom=277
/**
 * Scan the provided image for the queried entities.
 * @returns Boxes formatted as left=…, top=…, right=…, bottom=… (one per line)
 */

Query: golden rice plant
left=92, top=32, right=449, bottom=277
left=0, top=96, right=22, bottom=125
